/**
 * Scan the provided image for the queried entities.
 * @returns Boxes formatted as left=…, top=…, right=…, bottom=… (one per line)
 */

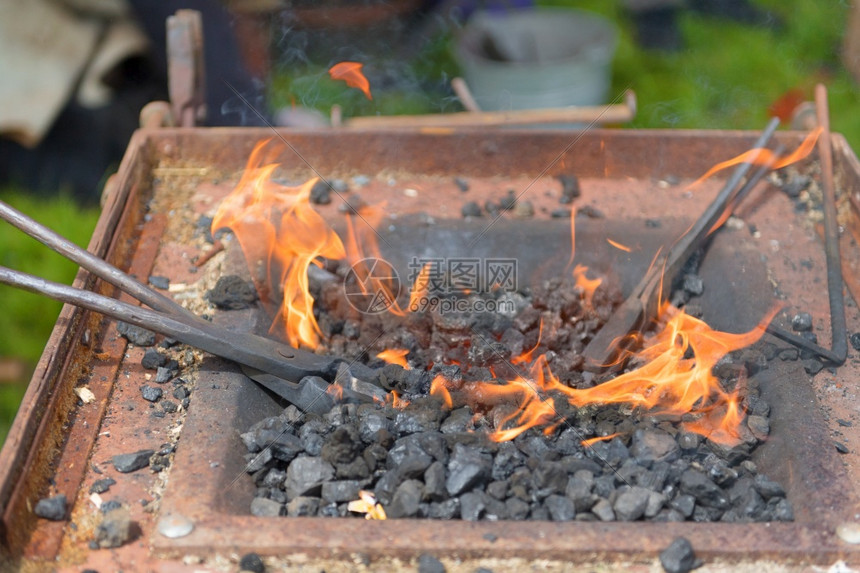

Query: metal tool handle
left=0, top=265, right=340, bottom=382
left=0, top=199, right=197, bottom=322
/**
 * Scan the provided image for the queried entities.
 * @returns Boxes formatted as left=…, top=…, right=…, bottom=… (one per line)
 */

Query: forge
left=2, top=127, right=860, bottom=571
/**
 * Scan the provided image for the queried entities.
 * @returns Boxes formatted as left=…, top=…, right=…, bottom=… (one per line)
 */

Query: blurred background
left=1, top=0, right=857, bottom=445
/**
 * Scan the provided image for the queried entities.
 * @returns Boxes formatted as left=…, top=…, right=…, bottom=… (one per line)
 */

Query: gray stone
left=669, top=494, right=695, bottom=518
left=94, top=508, right=133, bottom=548
left=112, top=450, right=154, bottom=473
left=631, top=429, right=680, bottom=464
left=679, top=469, right=729, bottom=508
left=461, top=201, right=482, bottom=218
left=286, top=496, right=320, bottom=517
left=645, top=491, right=667, bottom=518
left=140, top=385, right=163, bottom=402
left=427, top=498, right=460, bottom=520
left=285, top=456, right=335, bottom=499
left=659, top=536, right=701, bottom=573
left=423, top=461, right=447, bottom=502
left=613, top=487, right=650, bottom=521
left=141, top=348, right=167, bottom=369
left=321, top=480, right=361, bottom=504
left=505, top=497, right=530, bottom=520
left=545, top=494, right=575, bottom=521
left=591, top=498, right=615, bottom=521
left=752, top=474, right=785, bottom=500
left=250, top=497, right=283, bottom=517
left=387, top=480, right=423, bottom=518
left=446, top=444, right=492, bottom=496
left=460, top=491, right=487, bottom=521
left=791, top=312, right=813, bottom=332
left=34, top=494, right=67, bottom=521
left=155, top=366, right=176, bottom=383
left=565, top=476, right=595, bottom=513
left=747, top=415, right=770, bottom=440
left=532, top=462, right=568, bottom=496
left=89, top=477, right=116, bottom=494
left=116, top=321, right=156, bottom=346
left=418, top=553, right=446, bottom=573
left=238, top=553, right=265, bottom=573
left=358, top=412, right=389, bottom=443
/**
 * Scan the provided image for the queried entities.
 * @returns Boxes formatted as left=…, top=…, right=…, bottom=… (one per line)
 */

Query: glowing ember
left=211, top=140, right=345, bottom=349
left=328, top=61, right=372, bottom=100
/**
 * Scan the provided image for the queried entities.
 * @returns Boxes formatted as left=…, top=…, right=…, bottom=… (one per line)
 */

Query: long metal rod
left=582, top=118, right=780, bottom=372
left=0, top=265, right=339, bottom=382
left=812, top=84, right=847, bottom=364
left=0, top=199, right=198, bottom=323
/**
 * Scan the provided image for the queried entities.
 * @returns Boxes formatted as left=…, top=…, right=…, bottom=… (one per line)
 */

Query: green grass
left=0, top=188, right=100, bottom=445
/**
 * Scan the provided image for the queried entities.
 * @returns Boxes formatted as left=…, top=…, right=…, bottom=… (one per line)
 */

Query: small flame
left=212, top=140, right=345, bottom=349
left=688, top=127, right=821, bottom=189
left=408, top=262, right=432, bottom=312
left=387, top=391, right=410, bottom=408
left=511, top=318, right=543, bottom=365
left=377, top=348, right=411, bottom=369
left=329, top=61, right=372, bottom=100
left=581, top=433, right=622, bottom=448
left=430, top=374, right=453, bottom=409
left=343, top=205, right=406, bottom=316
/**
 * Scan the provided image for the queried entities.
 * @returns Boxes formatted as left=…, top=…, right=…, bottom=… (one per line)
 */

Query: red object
left=329, top=61, right=373, bottom=100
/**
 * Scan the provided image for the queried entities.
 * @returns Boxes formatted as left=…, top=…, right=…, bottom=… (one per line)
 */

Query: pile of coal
left=240, top=351, right=792, bottom=523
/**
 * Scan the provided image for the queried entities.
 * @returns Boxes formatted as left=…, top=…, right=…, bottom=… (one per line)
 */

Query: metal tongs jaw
left=582, top=118, right=783, bottom=374
left=0, top=199, right=366, bottom=410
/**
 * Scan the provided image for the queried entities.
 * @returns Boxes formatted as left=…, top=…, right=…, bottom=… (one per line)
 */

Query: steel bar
left=0, top=266, right=341, bottom=383
left=813, top=83, right=848, bottom=364
left=582, top=117, right=781, bottom=372
left=0, top=199, right=197, bottom=322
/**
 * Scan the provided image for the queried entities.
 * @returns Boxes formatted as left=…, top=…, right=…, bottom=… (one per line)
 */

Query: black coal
left=235, top=265, right=795, bottom=523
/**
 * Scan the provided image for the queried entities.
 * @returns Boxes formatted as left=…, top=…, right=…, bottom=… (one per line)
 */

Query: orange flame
left=607, top=238, right=632, bottom=252
left=329, top=61, right=372, bottom=100
left=511, top=318, right=543, bottom=365
left=408, top=262, right=432, bottom=312
left=211, top=140, right=345, bottom=349
left=689, top=127, right=821, bottom=189
left=342, top=204, right=406, bottom=316
left=377, top=348, right=411, bottom=369
left=581, top=433, right=622, bottom=447
left=444, top=304, right=778, bottom=447
left=430, top=374, right=453, bottom=409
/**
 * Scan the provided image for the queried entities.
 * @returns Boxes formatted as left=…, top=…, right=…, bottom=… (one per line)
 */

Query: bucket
left=455, top=8, right=617, bottom=111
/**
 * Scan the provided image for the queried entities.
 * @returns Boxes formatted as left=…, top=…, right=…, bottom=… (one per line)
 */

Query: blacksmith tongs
left=0, top=199, right=383, bottom=412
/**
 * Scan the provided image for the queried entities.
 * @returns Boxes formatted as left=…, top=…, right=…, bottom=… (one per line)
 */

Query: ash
left=239, top=267, right=793, bottom=523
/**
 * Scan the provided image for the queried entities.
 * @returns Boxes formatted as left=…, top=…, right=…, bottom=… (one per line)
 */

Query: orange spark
left=329, top=61, right=372, bottom=100
left=607, top=238, right=632, bottom=252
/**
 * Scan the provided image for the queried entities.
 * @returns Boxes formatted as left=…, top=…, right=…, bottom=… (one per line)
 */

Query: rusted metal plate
left=2, top=127, right=860, bottom=571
